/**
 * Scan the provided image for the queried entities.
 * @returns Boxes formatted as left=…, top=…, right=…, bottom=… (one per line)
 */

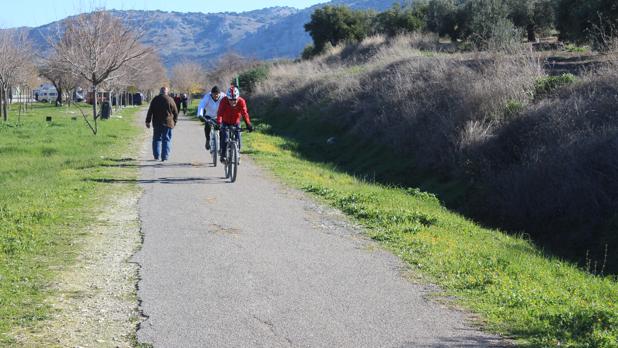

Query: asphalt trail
left=134, top=112, right=505, bottom=347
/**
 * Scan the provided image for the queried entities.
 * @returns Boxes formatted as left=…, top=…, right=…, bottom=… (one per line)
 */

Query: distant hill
left=233, top=0, right=397, bottom=60
left=7, top=0, right=403, bottom=67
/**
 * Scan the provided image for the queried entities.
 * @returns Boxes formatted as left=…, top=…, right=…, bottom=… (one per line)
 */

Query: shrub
left=237, top=65, right=269, bottom=94
left=301, top=44, right=318, bottom=60
left=304, top=5, right=374, bottom=52
left=564, top=44, right=589, bottom=53
left=504, top=99, right=524, bottom=119
left=533, top=73, right=576, bottom=99
left=479, top=68, right=618, bottom=271
left=374, top=3, right=426, bottom=37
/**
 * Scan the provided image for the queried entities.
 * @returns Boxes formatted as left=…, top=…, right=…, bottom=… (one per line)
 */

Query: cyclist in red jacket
left=216, top=85, right=253, bottom=163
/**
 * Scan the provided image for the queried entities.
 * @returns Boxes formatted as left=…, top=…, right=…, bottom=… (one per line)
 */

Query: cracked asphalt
left=133, top=113, right=506, bottom=347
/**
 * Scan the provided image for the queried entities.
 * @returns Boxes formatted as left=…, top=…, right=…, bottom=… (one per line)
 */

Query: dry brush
left=249, top=34, right=618, bottom=273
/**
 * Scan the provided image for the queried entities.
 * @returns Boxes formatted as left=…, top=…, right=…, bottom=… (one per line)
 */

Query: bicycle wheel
left=224, top=143, right=232, bottom=179
left=230, top=142, right=239, bottom=183
left=211, top=130, right=218, bottom=167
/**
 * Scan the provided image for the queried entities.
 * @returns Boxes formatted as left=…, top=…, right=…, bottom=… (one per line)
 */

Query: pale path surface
left=134, top=112, right=506, bottom=347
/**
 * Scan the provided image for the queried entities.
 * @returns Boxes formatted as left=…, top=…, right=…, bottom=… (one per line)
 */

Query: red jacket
left=216, top=97, right=251, bottom=126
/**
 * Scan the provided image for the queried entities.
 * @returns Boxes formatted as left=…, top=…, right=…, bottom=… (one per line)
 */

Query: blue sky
left=0, top=0, right=328, bottom=28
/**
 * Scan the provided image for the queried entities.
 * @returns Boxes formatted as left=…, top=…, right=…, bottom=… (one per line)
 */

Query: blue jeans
left=152, top=126, right=173, bottom=160
left=220, top=124, right=241, bottom=158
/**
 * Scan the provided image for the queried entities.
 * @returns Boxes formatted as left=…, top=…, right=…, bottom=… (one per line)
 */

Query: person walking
left=146, top=87, right=178, bottom=162
left=180, top=93, right=189, bottom=115
left=173, top=93, right=182, bottom=113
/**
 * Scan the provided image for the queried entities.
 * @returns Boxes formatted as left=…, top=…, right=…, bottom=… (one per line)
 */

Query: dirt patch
left=10, top=190, right=142, bottom=347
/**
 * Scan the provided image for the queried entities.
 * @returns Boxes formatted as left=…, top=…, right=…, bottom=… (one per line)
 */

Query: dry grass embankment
left=249, top=34, right=618, bottom=274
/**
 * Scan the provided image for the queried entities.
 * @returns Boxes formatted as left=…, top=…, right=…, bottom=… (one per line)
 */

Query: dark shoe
left=205, top=141, right=211, bottom=150
left=220, top=157, right=226, bottom=164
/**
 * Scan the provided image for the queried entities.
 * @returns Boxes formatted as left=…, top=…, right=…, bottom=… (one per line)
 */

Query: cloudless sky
left=0, top=0, right=328, bottom=28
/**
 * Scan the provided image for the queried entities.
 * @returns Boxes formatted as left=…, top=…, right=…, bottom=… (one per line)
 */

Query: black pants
left=204, top=122, right=212, bottom=143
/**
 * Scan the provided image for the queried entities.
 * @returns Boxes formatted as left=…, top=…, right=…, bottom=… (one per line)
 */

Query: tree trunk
left=527, top=24, right=536, bottom=42
left=56, top=86, right=63, bottom=107
left=0, top=87, right=4, bottom=122
left=92, top=84, right=98, bottom=134
left=2, top=87, right=8, bottom=121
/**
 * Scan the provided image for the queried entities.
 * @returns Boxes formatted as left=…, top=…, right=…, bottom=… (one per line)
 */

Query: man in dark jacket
left=146, top=87, right=178, bottom=161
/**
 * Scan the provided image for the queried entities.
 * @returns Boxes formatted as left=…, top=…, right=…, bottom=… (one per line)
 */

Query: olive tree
left=304, top=6, right=375, bottom=53
left=507, top=0, right=555, bottom=42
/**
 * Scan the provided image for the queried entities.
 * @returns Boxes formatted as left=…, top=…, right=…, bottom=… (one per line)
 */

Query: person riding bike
left=216, top=85, right=253, bottom=163
left=197, top=86, right=225, bottom=150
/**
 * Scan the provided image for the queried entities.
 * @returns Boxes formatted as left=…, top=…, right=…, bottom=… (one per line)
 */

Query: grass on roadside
left=243, top=121, right=618, bottom=348
left=0, top=103, right=141, bottom=344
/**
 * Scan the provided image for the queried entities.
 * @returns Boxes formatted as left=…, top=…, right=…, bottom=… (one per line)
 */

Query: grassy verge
left=243, top=120, right=618, bottom=347
left=0, top=103, right=141, bottom=344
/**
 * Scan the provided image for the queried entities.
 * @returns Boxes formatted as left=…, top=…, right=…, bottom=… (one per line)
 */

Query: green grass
left=0, top=103, right=141, bottom=344
left=534, top=73, right=577, bottom=100
left=243, top=118, right=618, bottom=347
left=564, top=44, right=590, bottom=53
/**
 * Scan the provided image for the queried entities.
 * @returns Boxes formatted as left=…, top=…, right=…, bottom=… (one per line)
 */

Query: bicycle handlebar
left=204, top=117, right=217, bottom=126
left=203, top=118, right=247, bottom=132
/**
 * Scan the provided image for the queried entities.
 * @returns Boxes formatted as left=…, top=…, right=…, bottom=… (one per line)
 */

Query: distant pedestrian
left=173, top=93, right=182, bottom=112
left=181, top=93, right=188, bottom=114
left=146, top=87, right=178, bottom=161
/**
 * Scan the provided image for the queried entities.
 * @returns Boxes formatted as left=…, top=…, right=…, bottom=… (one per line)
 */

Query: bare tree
left=50, top=10, right=152, bottom=134
left=206, top=52, right=257, bottom=90
left=39, top=53, right=80, bottom=106
left=136, top=53, right=168, bottom=100
left=170, top=60, right=205, bottom=96
left=0, top=30, right=35, bottom=121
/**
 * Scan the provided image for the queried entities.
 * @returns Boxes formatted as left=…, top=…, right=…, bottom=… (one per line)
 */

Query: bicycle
left=220, top=124, right=242, bottom=183
left=204, top=118, right=219, bottom=167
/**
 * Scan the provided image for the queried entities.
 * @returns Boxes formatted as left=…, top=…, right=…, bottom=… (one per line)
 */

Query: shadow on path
left=86, top=177, right=228, bottom=185
left=101, top=161, right=208, bottom=169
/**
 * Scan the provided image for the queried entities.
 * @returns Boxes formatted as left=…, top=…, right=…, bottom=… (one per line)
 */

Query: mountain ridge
left=4, top=1, right=403, bottom=67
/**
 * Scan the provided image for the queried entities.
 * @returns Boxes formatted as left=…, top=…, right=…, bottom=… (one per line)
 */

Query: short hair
left=211, top=86, right=220, bottom=94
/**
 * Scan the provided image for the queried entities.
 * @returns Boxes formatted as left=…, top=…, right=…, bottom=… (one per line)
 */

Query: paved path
left=133, top=113, right=505, bottom=347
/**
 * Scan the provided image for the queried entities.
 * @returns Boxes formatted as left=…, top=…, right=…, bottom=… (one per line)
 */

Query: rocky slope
left=10, top=0, right=402, bottom=67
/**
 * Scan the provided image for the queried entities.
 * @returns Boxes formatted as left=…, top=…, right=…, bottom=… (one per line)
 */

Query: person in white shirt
left=197, top=86, right=226, bottom=150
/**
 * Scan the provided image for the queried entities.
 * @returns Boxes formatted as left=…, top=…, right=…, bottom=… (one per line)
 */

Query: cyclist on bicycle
left=197, top=86, right=226, bottom=150
left=216, top=85, right=253, bottom=163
